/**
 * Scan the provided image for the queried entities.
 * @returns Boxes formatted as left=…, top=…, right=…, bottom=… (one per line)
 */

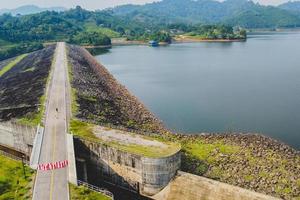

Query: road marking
left=49, top=121, right=57, bottom=200
left=49, top=47, right=60, bottom=200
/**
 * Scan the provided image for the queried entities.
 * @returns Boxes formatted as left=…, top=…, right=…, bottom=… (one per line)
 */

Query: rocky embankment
left=176, top=133, right=300, bottom=200
left=0, top=45, right=55, bottom=121
left=67, top=44, right=166, bottom=134
left=66, top=44, right=299, bottom=199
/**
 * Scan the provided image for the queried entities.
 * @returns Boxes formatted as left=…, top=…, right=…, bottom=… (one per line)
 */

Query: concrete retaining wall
left=152, top=171, right=281, bottom=200
left=0, top=121, right=36, bottom=155
left=74, top=137, right=180, bottom=196
left=67, top=134, right=78, bottom=185
left=141, top=152, right=181, bottom=195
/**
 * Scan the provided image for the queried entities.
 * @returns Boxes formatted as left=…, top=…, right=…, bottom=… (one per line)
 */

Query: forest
left=0, top=5, right=248, bottom=60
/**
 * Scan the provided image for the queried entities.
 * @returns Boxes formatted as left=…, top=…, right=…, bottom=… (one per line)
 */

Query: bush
left=149, top=31, right=172, bottom=43
left=69, top=31, right=111, bottom=46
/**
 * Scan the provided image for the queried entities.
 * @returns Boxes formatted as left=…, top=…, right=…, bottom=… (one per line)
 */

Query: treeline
left=184, top=25, right=247, bottom=39
left=0, top=43, right=43, bottom=61
left=69, top=31, right=111, bottom=46
left=0, top=6, right=146, bottom=44
left=0, top=6, right=247, bottom=60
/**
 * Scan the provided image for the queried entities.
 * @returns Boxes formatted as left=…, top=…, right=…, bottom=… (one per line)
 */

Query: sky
left=0, top=0, right=296, bottom=10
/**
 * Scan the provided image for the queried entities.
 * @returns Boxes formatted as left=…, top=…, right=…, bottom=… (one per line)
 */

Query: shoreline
left=81, top=44, right=112, bottom=48
left=109, top=37, right=246, bottom=47
left=80, top=37, right=247, bottom=49
left=173, top=36, right=246, bottom=43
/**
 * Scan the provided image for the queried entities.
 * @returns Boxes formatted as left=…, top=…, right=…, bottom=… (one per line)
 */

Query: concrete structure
left=33, top=42, right=70, bottom=200
left=74, top=126, right=181, bottom=196
left=152, top=171, right=281, bottom=200
left=0, top=121, right=36, bottom=157
left=30, top=125, right=44, bottom=169
left=67, top=133, right=78, bottom=185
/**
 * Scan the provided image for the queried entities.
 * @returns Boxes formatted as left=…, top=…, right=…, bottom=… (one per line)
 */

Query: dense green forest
left=69, top=31, right=111, bottom=46
left=0, top=5, right=248, bottom=60
left=112, top=0, right=300, bottom=28
left=1, top=0, right=300, bottom=60
left=182, top=25, right=246, bottom=40
left=279, top=1, right=300, bottom=13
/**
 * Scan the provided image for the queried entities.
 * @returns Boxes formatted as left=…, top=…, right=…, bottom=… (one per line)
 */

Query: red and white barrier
left=38, top=160, right=68, bottom=171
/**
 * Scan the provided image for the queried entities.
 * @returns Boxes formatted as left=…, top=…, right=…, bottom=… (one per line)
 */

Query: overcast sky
left=0, top=0, right=296, bottom=10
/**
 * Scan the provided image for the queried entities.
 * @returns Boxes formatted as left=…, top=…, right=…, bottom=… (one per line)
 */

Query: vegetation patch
left=69, top=184, right=111, bottom=200
left=0, top=155, right=35, bottom=199
left=70, top=119, right=95, bottom=139
left=182, top=25, right=246, bottom=40
left=0, top=45, right=55, bottom=123
left=174, top=134, right=300, bottom=199
left=17, top=95, right=46, bottom=126
left=0, top=54, right=27, bottom=77
left=0, top=42, right=43, bottom=61
left=71, top=119, right=180, bottom=158
left=69, top=31, right=111, bottom=46
left=85, top=24, right=120, bottom=38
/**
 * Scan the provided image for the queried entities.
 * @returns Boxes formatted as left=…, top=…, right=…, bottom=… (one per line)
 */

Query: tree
left=69, top=31, right=111, bottom=46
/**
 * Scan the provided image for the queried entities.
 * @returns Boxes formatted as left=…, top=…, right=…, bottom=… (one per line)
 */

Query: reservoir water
left=95, top=32, right=300, bottom=149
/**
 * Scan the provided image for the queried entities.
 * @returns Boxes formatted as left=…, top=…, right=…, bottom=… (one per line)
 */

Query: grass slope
left=69, top=184, right=111, bottom=200
left=17, top=45, right=56, bottom=126
left=70, top=119, right=180, bottom=158
left=0, top=54, right=27, bottom=77
left=177, top=135, right=300, bottom=199
left=0, top=155, right=34, bottom=200
left=85, top=24, right=121, bottom=38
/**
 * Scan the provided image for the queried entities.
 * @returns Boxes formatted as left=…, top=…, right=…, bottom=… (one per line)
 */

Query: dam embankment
left=67, top=44, right=299, bottom=199
left=67, top=44, right=166, bottom=134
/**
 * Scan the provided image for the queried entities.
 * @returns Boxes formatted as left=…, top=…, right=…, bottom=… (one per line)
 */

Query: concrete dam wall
left=0, top=121, right=36, bottom=156
left=74, top=137, right=181, bottom=196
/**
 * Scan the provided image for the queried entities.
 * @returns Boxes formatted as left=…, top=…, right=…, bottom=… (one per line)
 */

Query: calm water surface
left=95, top=32, right=300, bottom=149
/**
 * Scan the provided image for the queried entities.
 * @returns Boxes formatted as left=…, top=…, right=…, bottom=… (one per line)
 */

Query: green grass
left=244, top=174, right=254, bottom=182
left=70, top=119, right=95, bottom=139
left=17, top=95, right=46, bottom=126
left=0, top=54, right=27, bottom=77
left=70, top=119, right=181, bottom=158
left=183, top=140, right=240, bottom=164
left=22, top=67, right=35, bottom=72
left=69, top=184, right=111, bottom=200
left=0, top=155, right=35, bottom=200
left=85, top=24, right=120, bottom=38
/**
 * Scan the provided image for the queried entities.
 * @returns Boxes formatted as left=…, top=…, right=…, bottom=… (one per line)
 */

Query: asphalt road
left=33, top=42, right=70, bottom=200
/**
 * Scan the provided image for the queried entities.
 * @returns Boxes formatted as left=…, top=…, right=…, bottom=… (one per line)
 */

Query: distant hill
left=0, top=5, right=66, bottom=16
left=111, top=0, right=300, bottom=28
left=278, top=1, right=300, bottom=13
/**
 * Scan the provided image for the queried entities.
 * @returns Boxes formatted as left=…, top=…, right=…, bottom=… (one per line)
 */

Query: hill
left=279, top=1, right=300, bottom=13
left=0, top=6, right=135, bottom=60
left=111, top=0, right=300, bottom=28
left=0, top=5, right=66, bottom=16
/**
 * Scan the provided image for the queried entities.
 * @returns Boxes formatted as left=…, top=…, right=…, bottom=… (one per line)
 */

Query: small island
left=173, top=25, right=247, bottom=43
left=113, top=25, right=247, bottom=46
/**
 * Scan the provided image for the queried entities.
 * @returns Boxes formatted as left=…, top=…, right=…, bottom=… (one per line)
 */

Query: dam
left=0, top=43, right=290, bottom=200
left=73, top=124, right=181, bottom=196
